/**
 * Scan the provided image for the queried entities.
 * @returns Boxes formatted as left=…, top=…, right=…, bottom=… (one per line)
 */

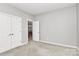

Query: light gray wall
left=36, top=6, right=77, bottom=47
left=77, top=4, right=79, bottom=48
left=0, top=3, right=33, bottom=43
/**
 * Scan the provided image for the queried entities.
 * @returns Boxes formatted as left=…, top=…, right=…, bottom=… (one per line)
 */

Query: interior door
left=0, top=12, right=11, bottom=53
left=33, top=21, right=39, bottom=41
left=11, top=15, right=22, bottom=48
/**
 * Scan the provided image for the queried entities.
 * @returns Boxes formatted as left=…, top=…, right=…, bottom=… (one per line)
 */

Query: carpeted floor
left=0, top=40, right=77, bottom=56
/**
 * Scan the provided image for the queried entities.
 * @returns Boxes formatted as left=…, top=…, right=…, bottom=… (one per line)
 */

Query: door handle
left=9, top=33, right=14, bottom=36
left=11, top=33, right=14, bottom=35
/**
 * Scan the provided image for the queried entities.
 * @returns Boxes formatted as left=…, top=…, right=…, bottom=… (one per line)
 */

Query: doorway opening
left=28, top=21, right=32, bottom=41
left=28, top=20, right=39, bottom=42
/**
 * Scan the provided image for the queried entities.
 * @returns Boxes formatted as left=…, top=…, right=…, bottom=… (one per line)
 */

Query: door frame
left=27, top=19, right=33, bottom=41
left=27, top=19, right=40, bottom=42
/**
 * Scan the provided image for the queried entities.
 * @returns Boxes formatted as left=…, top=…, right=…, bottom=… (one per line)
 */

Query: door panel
left=0, top=12, right=11, bottom=53
left=33, top=21, right=39, bottom=41
left=0, top=12, right=22, bottom=53
left=11, top=15, right=22, bottom=48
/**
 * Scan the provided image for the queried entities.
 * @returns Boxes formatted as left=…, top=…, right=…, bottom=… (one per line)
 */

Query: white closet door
left=33, top=21, right=39, bottom=41
left=11, top=16, right=22, bottom=48
left=0, top=12, right=11, bottom=53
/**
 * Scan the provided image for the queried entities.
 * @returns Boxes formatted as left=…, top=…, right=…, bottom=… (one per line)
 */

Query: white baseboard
left=39, top=40, right=77, bottom=49
left=0, top=42, right=28, bottom=54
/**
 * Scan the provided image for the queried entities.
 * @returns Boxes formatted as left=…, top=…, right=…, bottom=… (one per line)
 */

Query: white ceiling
left=10, top=3, right=76, bottom=16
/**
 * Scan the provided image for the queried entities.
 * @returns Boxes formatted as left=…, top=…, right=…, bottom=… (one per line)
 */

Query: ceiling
left=10, top=3, right=76, bottom=16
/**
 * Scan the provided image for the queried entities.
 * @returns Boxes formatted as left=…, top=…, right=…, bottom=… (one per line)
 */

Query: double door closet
left=0, top=12, right=23, bottom=53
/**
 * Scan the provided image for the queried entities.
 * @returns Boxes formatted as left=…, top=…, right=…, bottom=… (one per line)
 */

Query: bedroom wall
left=35, top=6, right=77, bottom=47
left=77, top=4, right=79, bottom=49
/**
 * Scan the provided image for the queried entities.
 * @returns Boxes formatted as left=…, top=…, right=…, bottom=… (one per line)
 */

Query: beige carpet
left=0, top=40, right=77, bottom=56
